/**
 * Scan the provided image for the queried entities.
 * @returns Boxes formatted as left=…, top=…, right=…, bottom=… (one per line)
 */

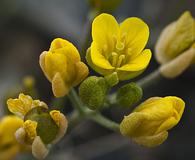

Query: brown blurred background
left=0, top=0, right=195, bottom=159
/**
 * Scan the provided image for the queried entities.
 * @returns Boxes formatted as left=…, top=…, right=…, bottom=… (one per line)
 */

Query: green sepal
left=104, top=72, right=119, bottom=87
left=24, top=107, right=59, bottom=144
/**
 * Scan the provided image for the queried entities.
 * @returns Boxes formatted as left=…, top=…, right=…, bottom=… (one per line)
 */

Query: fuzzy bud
left=116, top=82, right=143, bottom=108
left=79, top=76, right=108, bottom=110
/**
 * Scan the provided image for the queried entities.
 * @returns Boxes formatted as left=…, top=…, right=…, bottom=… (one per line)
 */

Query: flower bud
left=120, top=96, right=185, bottom=147
left=79, top=76, right=108, bottom=110
left=155, top=11, right=195, bottom=78
left=155, top=11, right=195, bottom=64
left=116, top=82, right=142, bottom=108
left=39, top=38, right=89, bottom=97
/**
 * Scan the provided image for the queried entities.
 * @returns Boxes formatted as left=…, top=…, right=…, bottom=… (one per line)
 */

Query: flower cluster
left=2, top=10, right=190, bottom=160
left=7, top=93, right=68, bottom=159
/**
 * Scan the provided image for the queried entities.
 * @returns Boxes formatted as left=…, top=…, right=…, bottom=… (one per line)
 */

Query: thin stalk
left=89, top=113, right=120, bottom=132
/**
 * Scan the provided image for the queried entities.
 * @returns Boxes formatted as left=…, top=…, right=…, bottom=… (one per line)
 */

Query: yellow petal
left=0, top=144, right=21, bottom=160
left=23, top=120, right=37, bottom=143
left=49, top=38, right=80, bottom=62
left=120, top=17, right=149, bottom=58
left=164, top=96, right=185, bottom=122
left=73, top=62, right=89, bottom=86
left=86, top=48, right=114, bottom=75
left=50, top=110, right=61, bottom=126
left=116, top=69, right=144, bottom=81
left=52, top=72, right=70, bottom=97
left=133, top=131, right=168, bottom=147
left=0, top=116, right=23, bottom=145
left=39, top=51, right=51, bottom=81
left=7, top=93, right=33, bottom=118
left=92, top=13, right=119, bottom=51
left=120, top=112, right=147, bottom=137
left=117, top=49, right=152, bottom=71
left=90, top=42, right=115, bottom=70
left=51, top=113, right=68, bottom=144
left=44, top=51, right=67, bottom=80
left=134, top=97, right=173, bottom=120
left=155, top=117, right=178, bottom=134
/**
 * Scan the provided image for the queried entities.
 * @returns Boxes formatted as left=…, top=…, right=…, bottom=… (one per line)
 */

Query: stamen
left=116, top=41, right=125, bottom=51
left=116, top=55, right=125, bottom=68
left=121, top=33, right=127, bottom=42
left=103, top=44, right=108, bottom=52
left=111, top=52, right=118, bottom=67
left=127, top=48, right=133, bottom=56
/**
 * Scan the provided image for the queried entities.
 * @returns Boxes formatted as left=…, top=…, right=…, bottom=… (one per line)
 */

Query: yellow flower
left=155, top=11, right=195, bottom=78
left=7, top=93, right=68, bottom=159
left=0, top=116, right=24, bottom=160
left=120, top=96, right=185, bottom=147
left=86, top=13, right=152, bottom=80
left=40, top=38, right=89, bottom=97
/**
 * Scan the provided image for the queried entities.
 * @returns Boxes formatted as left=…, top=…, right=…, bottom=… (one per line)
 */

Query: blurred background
left=0, top=0, right=195, bottom=159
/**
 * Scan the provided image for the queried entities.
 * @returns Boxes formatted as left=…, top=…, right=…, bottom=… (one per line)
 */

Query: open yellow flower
left=86, top=13, right=152, bottom=80
left=120, top=96, right=185, bottom=147
left=40, top=38, right=89, bottom=97
left=0, top=116, right=24, bottom=160
left=7, top=93, right=68, bottom=159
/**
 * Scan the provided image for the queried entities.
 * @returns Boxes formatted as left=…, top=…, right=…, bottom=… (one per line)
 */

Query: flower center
left=111, top=52, right=126, bottom=68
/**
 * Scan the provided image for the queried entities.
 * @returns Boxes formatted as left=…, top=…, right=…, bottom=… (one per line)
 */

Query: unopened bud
left=116, top=82, right=143, bottom=108
left=79, top=76, right=108, bottom=110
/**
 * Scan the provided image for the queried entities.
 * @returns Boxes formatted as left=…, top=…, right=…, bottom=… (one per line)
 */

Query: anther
left=116, top=55, right=125, bottom=68
left=111, top=52, right=118, bottom=67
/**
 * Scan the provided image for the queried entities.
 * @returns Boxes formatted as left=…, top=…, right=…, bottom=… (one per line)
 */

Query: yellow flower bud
left=0, top=116, right=25, bottom=160
left=120, top=96, right=185, bottom=147
left=40, top=38, right=89, bottom=97
left=86, top=13, right=152, bottom=80
left=155, top=11, right=195, bottom=78
left=155, top=11, right=195, bottom=64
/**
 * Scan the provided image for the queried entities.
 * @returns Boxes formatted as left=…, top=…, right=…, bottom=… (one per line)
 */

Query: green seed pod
left=104, top=72, right=119, bottom=87
left=116, top=82, right=143, bottom=108
left=24, top=107, right=59, bottom=144
left=79, top=76, right=108, bottom=110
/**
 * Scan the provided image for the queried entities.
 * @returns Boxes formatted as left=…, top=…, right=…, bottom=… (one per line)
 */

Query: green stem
left=89, top=113, right=120, bottom=132
left=67, top=110, right=82, bottom=130
left=68, top=89, right=86, bottom=114
left=137, top=68, right=162, bottom=89
left=67, top=68, right=163, bottom=132
left=68, top=88, right=120, bottom=131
